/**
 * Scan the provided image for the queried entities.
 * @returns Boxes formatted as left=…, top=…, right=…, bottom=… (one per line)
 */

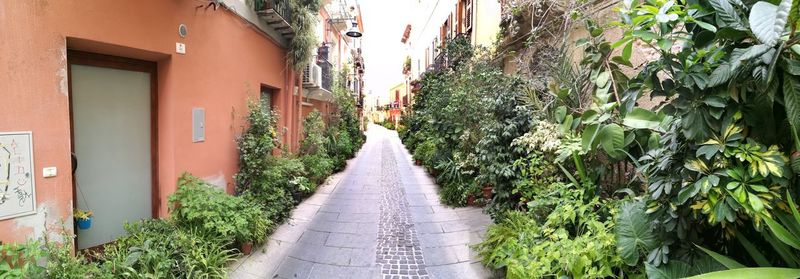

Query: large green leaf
left=555, top=106, right=567, bottom=123
left=646, top=261, right=693, bottom=279
left=622, top=108, right=664, bottom=130
left=709, top=63, right=734, bottom=87
left=581, top=123, right=600, bottom=151
left=748, top=0, right=793, bottom=46
left=696, top=245, right=746, bottom=269
left=735, top=232, right=772, bottom=267
left=599, top=123, right=625, bottom=158
left=615, top=200, right=659, bottom=266
left=730, top=44, right=771, bottom=70
left=709, top=0, right=747, bottom=30
left=784, top=72, right=800, bottom=144
left=685, top=268, right=800, bottom=279
left=763, top=216, right=800, bottom=250
left=781, top=58, right=800, bottom=76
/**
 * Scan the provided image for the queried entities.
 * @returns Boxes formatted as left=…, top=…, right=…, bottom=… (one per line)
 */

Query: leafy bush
left=0, top=233, right=111, bottom=279
left=0, top=240, right=45, bottom=278
left=99, top=219, right=236, bottom=278
left=474, top=76, right=534, bottom=215
left=300, top=111, right=329, bottom=157
left=327, top=127, right=355, bottom=171
left=412, top=139, right=436, bottom=167
left=300, top=111, right=334, bottom=185
left=43, top=235, right=107, bottom=279
left=301, top=154, right=333, bottom=186
left=476, top=191, right=622, bottom=278
left=234, top=101, right=280, bottom=195
left=380, top=121, right=396, bottom=130
left=170, top=173, right=269, bottom=244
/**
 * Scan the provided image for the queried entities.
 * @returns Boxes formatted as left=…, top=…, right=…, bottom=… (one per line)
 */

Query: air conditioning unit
left=302, top=64, right=322, bottom=88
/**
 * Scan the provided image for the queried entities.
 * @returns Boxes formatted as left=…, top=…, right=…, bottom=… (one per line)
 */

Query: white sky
left=358, top=0, right=412, bottom=105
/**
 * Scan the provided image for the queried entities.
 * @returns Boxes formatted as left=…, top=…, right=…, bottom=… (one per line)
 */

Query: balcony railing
left=255, top=0, right=295, bottom=39
left=432, top=52, right=447, bottom=73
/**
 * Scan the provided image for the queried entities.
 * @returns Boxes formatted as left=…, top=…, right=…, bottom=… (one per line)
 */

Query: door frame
left=66, top=50, right=160, bottom=232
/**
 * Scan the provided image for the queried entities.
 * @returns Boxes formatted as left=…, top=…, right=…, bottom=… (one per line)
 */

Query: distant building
left=405, top=0, right=501, bottom=79
left=387, top=82, right=408, bottom=125
left=397, top=0, right=502, bottom=112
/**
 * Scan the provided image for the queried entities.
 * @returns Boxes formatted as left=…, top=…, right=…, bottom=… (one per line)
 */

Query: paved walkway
left=229, top=124, right=496, bottom=279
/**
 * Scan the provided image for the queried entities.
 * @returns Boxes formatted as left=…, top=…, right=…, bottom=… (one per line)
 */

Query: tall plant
left=288, top=0, right=321, bottom=70
left=609, top=0, right=800, bottom=270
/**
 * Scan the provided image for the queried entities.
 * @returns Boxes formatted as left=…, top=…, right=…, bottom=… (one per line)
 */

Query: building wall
left=0, top=0, right=299, bottom=243
left=388, top=82, right=408, bottom=108
left=473, top=0, right=502, bottom=47
left=408, top=0, right=457, bottom=79
left=407, top=0, right=501, bottom=80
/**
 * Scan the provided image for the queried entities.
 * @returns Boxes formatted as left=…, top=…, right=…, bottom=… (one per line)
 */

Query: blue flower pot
left=76, top=217, right=92, bottom=230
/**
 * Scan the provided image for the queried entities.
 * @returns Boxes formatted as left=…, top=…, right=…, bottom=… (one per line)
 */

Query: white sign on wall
left=0, top=132, right=36, bottom=220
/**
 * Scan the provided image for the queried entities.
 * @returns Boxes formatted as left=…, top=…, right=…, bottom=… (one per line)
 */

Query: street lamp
left=345, top=20, right=362, bottom=38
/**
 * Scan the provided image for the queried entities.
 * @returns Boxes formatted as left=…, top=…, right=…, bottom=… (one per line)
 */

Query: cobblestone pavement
left=229, top=124, right=496, bottom=279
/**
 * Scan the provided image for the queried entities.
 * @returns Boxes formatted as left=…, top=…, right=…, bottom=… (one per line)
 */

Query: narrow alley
left=230, top=124, right=495, bottom=279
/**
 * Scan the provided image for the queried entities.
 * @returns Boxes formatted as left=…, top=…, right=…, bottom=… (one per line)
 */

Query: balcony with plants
left=252, top=0, right=295, bottom=39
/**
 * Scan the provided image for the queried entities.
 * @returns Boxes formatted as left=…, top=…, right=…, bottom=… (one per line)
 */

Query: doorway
left=68, top=51, right=158, bottom=249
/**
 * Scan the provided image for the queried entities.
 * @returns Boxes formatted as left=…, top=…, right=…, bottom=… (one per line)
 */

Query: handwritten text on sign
left=0, top=132, right=36, bottom=220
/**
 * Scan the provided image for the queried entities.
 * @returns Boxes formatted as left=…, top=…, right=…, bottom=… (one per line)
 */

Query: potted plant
left=74, top=209, right=93, bottom=230
left=465, top=184, right=481, bottom=206
left=240, top=241, right=253, bottom=255
left=482, top=184, right=493, bottom=200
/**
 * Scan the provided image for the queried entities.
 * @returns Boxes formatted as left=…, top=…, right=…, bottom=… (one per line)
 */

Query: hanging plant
left=288, top=0, right=321, bottom=71
left=247, top=0, right=320, bottom=70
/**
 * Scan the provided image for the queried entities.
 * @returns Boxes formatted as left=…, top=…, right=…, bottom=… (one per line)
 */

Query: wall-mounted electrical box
left=192, top=108, right=205, bottom=142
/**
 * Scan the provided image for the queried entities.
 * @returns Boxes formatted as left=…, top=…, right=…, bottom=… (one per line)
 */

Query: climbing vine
left=288, top=0, right=320, bottom=70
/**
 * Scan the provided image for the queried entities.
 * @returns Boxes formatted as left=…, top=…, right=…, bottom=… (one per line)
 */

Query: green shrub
left=300, top=111, right=329, bottom=157
left=300, top=111, right=335, bottom=186
left=476, top=186, right=622, bottom=278
left=43, top=235, right=107, bottom=279
left=301, top=154, right=333, bottom=185
left=235, top=101, right=280, bottom=195
left=0, top=233, right=110, bottom=279
left=169, top=173, right=269, bottom=244
left=99, top=219, right=236, bottom=278
left=0, top=240, right=45, bottom=278
left=439, top=181, right=470, bottom=206
left=412, top=139, right=436, bottom=167
left=328, top=127, right=355, bottom=171
left=381, top=121, right=395, bottom=130
left=242, top=156, right=306, bottom=222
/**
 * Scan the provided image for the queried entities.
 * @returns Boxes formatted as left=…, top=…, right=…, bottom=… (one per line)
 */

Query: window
left=395, top=90, right=400, bottom=107
left=260, top=86, right=275, bottom=113
left=463, top=0, right=473, bottom=31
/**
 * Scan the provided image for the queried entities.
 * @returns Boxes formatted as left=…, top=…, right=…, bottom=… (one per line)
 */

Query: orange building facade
left=0, top=0, right=313, bottom=246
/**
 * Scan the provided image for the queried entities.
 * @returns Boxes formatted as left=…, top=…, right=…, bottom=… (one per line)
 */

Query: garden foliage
left=403, top=0, right=800, bottom=277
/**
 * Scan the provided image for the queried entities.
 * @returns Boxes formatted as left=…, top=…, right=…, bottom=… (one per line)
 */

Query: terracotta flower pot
left=466, top=195, right=476, bottom=206
left=240, top=241, right=253, bottom=255
left=415, top=159, right=422, bottom=166
left=482, top=185, right=493, bottom=200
